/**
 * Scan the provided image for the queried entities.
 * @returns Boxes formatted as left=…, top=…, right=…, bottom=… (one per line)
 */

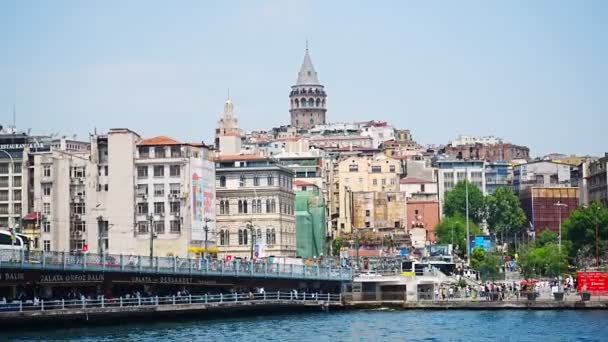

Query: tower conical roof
left=296, top=48, right=320, bottom=85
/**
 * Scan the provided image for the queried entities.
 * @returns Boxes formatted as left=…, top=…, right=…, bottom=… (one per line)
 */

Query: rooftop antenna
left=12, top=104, right=16, bottom=129
left=305, top=37, right=309, bottom=51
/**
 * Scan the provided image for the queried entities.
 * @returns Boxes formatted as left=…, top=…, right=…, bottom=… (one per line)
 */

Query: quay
left=347, top=299, right=608, bottom=310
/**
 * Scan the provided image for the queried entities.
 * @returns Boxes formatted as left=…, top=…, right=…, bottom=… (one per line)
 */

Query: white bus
left=0, top=230, right=30, bottom=261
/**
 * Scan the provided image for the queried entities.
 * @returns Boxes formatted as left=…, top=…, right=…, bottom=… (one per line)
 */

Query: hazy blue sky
left=1, top=1, right=606, bottom=156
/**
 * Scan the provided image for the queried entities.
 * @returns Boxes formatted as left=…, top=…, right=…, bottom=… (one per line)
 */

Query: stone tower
left=215, top=98, right=243, bottom=154
left=289, top=46, right=327, bottom=130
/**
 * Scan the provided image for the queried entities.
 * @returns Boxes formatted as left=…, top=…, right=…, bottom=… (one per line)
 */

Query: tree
left=486, top=187, right=526, bottom=242
left=535, top=230, right=558, bottom=247
left=435, top=214, right=482, bottom=256
left=518, top=243, right=568, bottom=279
left=470, top=246, right=502, bottom=281
left=562, top=202, right=608, bottom=264
left=331, top=237, right=343, bottom=256
left=443, top=181, right=485, bottom=224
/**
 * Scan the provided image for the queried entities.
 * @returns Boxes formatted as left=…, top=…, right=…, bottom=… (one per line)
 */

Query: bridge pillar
left=173, top=256, right=177, bottom=273
left=62, top=251, right=67, bottom=270
left=157, top=257, right=160, bottom=273
left=120, top=254, right=124, bottom=271
left=138, top=256, right=142, bottom=272
left=42, top=251, right=46, bottom=269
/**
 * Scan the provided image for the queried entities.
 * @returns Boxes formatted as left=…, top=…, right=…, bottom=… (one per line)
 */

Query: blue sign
left=470, top=235, right=493, bottom=251
left=399, top=248, right=409, bottom=256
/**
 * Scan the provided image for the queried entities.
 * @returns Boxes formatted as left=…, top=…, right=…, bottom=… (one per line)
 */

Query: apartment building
left=585, top=153, right=608, bottom=206
left=436, top=159, right=486, bottom=217
left=215, top=155, right=296, bottom=260
left=513, top=160, right=572, bottom=193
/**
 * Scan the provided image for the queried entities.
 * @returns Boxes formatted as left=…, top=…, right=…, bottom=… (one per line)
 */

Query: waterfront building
left=400, top=177, right=439, bottom=243
left=519, top=187, right=579, bottom=234
left=215, top=154, right=296, bottom=259
left=436, top=158, right=486, bottom=217
left=289, top=46, right=327, bottom=130
left=26, top=129, right=215, bottom=258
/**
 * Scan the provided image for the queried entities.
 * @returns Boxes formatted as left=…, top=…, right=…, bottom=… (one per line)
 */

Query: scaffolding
left=295, top=190, right=326, bottom=258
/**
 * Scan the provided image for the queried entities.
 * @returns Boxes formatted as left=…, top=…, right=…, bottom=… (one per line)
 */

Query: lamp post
left=203, top=217, right=214, bottom=260
left=148, top=213, right=155, bottom=262
left=247, top=220, right=255, bottom=260
left=465, top=167, right=471, bottom=265
left=554, top=201, right=567, bottom=293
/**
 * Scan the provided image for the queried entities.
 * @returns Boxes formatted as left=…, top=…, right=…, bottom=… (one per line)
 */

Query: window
left=154, top=184, right=164, bottom=197
left=415, top=209, right=419, bottom=215
left=171, top=146, right=181, bottom=158
left=170, top=165, right=180, bottom=177
left=138, top=222, right=149, bottom=234
left=71, top=167, right=85, bottom=178
left=365, top=210, right=371, bottom=217
left=137, top=184, right=148, bottom=196
left=153, top=165, right=164, bottom=178
left=155, top=147, right=166, bottom=159
left=43, top=165, right=51, bottom=177
left=154, top=202, right=165, bottom=214
left=254, top=175, right=260, bottom=186
left=104, top=165, right=108, bottom=176
left=389, top=165, right=396, bottom=173
left=13, top=176, right=21, bottom=187
left=382, top=178, right=386, bottom=186
left=372, top=179, right=378, bottom=186
left=238, top=229, right=249, bottom=245
left=139, top=146, right=150, bottom=158
left=43, top=221, right=51, bottom=233
left=220, top=230, right=229, bottom=245
left=154, top=221, right=165, bottom=234
left=219, top=176, right=226, bottom=187
left=243, top=200, right=248, bottom=214
left=43, top=202, right=51, bottom=215
left=170, top=220, right=181, bottom=233
left=390, top=178, right=395, bottom=185
left=421, top=184, right=426, bottom=193
left=137, top=166, right=148, bottom=179
left=349, top=164, right=359, bottom=172
left=371, top=166, right=382, bottom=173
left=169, top=183, right=180, bottom=196
left=395, top=221, right=401, bottom=228
left=267, top=175, right=274, bottom=186
left=43, top=185, right=51, bottom=196
left=170, top=202, right=180, bottom=214
left=239, top=175, right=246, bottom=187
left=0, top=164, right=8, bottom=174
left=238, top=200, right=243, bottom=213
left=137, top=202, right=148, bottom=215
left=43, top=240, right=50, bottom=252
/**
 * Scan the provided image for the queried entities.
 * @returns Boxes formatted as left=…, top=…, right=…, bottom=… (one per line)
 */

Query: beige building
left=333, top=154, right=403, bottom=235
left=27, top=129, right=215, bottom=258
left=215, top=155, right=296, bottom=260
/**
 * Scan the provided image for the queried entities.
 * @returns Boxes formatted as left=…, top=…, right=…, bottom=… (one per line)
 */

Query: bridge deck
left=0, top=250, right=352, bottom=281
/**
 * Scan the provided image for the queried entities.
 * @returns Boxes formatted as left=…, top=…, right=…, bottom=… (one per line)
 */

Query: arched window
left=238, top=229, right=243, bottom=245
left=257, top=199, right=262, bottom=213
left=271, top=199, right=276, bottom=213
left=219, top=176, right=226, bottom=187
left=301, top=98, right=307, bottom=107
left=219, top=201, right=225, bottom=215
left=294, top=99, right=299, bottom=108
left=308, top=88, right=313, bottom=94
left=316, top=98, right=320, bottom=107
left=271, top=228, right=276, bottom=245
left=308, top=98, right=314, bottom=107
left=244, top=200, right=248, bottom=213
left=322, top=99, right=325, bottom=107
left=266, top=199, right=271, bottom=213
left=257, top=229, right=262, bottom=243
left=267, top=175, right=274, bottom=186
left=238, top=200, right=243, bottom=213
left=243, top=229, right=248, bottom=245
left=224, top=200, right=229, bottom=215
left=310, top=118, right=314, bottom=125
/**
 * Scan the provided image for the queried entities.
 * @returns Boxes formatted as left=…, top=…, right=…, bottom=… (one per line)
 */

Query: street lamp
left=247, top=220, right=255, bottom=260
left=554, top=202, right=568, bottom=253
left=148, top=213, right=156, bottom=262
left=203, top=217, right=214, bottom=260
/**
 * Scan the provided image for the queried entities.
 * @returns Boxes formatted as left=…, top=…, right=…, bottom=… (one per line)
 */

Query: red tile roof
left=138, top=135, right=182, bottom=146
left=400, top=176, right=435, bottom=184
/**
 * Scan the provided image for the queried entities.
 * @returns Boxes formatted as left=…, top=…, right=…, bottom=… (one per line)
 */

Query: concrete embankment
left=347, top=300, right=608, bottom=310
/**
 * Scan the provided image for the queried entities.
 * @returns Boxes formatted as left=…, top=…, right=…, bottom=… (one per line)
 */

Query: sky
left=1, top=0, right=607, bottom=157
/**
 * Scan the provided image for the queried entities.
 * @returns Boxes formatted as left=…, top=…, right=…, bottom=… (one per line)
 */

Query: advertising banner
left=191, top=158, right=216, bottom=241
left=577, top=271, right=608, bottom=294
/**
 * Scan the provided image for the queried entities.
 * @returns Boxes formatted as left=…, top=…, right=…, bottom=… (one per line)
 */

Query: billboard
left=577, top=271, right=608, bottom=294
left=191, top=158, right=215, bottom=241
left=470, top=235, right=493, bottom=252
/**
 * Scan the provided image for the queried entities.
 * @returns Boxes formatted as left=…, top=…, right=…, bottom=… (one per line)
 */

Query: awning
left=188, top=246, right=219, bottom=254
left=22, top=212, right=42, bottom=221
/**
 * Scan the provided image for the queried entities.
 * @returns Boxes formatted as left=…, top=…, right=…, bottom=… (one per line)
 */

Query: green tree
left=331, top=237, right=343, bottom=256
left=469, top=246, right=502, bottom=281
left=443, top=181, right=485, bottom=224
left=518, top=243, right=568, bottom=279
left=535, top=230, right=558, bottom=247
left=470, top=246, right=486, bottom=271
left=486, top=187, right=526, bottom=242
left=562, top=202, right=608, bottom=263
left=435, top=214, right=482, bottom=256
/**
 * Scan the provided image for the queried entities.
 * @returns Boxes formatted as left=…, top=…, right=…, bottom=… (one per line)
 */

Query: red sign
left=226, top=255, right=232, bottom=261
left=82, top=244, right=88, bottom=252
left=577, top=271, right=608, bottom=294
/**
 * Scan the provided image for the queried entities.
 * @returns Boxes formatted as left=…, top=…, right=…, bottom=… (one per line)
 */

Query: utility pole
left=248, top=219, right=255, bottom=260
left=203, top=217, right=214, bottom=259
left=554, top=201, right=567, bottom=292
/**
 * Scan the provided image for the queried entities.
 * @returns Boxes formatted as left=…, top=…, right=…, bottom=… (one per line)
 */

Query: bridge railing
left=0, top=292, right=343, bottom=314
left=0, top=250, right=352, bottom=281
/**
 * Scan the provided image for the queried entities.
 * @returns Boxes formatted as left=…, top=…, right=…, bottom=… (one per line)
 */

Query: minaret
left=289, top=45, right=327, bottom=130
left=215, top=97, right=242, bottom=154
